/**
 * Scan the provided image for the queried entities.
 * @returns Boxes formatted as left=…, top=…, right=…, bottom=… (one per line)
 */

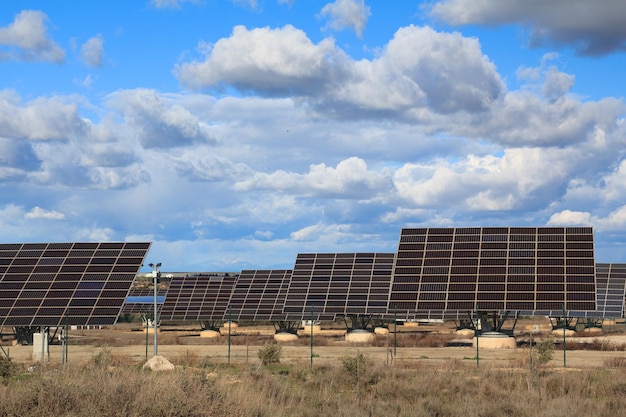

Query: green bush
left=257, top=343, right=282, bottom=366
left=0, top=355, right=19, bottom=384
left=535, top=335, right=555, bottom=366
left=342, top=352, right=367, bottom=381
left=91, top=346, right=113, bottom=368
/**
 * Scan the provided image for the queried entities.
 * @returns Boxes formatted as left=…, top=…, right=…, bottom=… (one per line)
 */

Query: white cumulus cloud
left=235, top=157, right=393, bottom=199
left=0, top=93, right=89, bottom=141
left=25, top=206, right=65, bottom=220
left=80, top=34, right=104, bottom=68
left=106, top=89, right=217, bottom=149
left=0, top=10, right=64, bottom=62
left=429, top=0, right=626, bottom=56
left=176, top=24, right=503, bottom=116
left=320, top=0, right=371, bottom=38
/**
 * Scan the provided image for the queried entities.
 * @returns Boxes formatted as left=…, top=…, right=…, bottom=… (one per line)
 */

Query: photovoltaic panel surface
left=121, top=288, right=167, bottom=315
left=0, top=242, right=151, bottom=327
left=283, top=253, right=395, bottom=320
left=158, top=274, right=237, bottom=322
left=390, top=227, right=596, bottom=319
left=595, top=263, right=626, bottom=318
left=228, top=270, right=292, bottom=321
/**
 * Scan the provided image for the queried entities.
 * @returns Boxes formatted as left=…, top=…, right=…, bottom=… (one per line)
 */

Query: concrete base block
left=274, top=332, right=299, bottom=342
left=345, top=330, right=375, bottom=343
left=473, top=334, right=517, bottom=349
left=374, top=327, right=389, bottom=335
left=552, top=329, right=576, bottom=337
left=302, top=325, right=321, bottom=334
left=144, top=327, right=161, bottom=334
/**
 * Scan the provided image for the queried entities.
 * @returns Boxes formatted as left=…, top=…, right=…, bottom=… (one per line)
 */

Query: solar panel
left=121, top=288, right=167, bottom=315
left=0, top=242, right=151, bottom=327
left=389, top=227, right=596, bottom=319
left=595, top=263, right=626, bottom=318
left=228, top=270, right=292, bottom=321
left=283, top=253, right=395, bottom=320
left=158, top=274, right=237, bottom=322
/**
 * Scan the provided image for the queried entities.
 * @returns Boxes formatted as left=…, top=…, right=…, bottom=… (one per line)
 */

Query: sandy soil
left=4, top=324, right=626, bottom=370
left=9, top=343, right=626, bottom=369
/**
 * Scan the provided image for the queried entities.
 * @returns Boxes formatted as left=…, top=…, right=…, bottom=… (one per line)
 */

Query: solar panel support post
left=62, top=312, right=68, bottom=366
left=149, top=262, right=162, bottom=357
left=61, top=321, right=65, bottom=365
left=40, top=326, right=45, bottom=368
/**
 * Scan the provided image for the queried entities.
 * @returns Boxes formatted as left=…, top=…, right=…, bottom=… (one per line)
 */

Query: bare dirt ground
left=5, top=321, right=626, bottom=370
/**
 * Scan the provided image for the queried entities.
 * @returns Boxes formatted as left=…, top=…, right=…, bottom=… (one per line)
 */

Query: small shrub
left=92, top=346, right=113, bottom=367
left=0, top=355, right=19, bottom=384
left=342, top=352, right=367, bottom=381
left=535, top=335, right=555, bottom=366
left=198, top=356, right=213, bottom=368
left=257, top=343, right=282, bottom=365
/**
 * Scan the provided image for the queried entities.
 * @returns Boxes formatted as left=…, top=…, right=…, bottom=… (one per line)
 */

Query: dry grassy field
left=3, top=322, right=626, bottom=416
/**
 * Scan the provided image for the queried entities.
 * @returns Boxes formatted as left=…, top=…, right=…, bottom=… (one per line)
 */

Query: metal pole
left=386, top=327, right=389, bottom=367
left=61, top=313, right=66, bottom=365
left=393, top=305, right=397, bottom=358
left=153, top=272, right=158, bottom=356
left=562, top=303, right=566, bottom=368
left=475, top=305, right=479, bottom=367
left=148, top=262, right=161, bottom=357
left=145, top=315, right=148, bottom=360
left=228, top=306, right=232, bottom=364
left=310, top=305, right=314, bottom=368
left=529, top=327, right=533, bottom=371
left=65, top=312, right=69, bottom=366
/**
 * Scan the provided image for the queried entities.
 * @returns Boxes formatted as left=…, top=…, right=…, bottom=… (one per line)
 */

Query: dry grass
left=1, top=349, right=626, bottom=417
left=564, top=339, right=626, bottom=351
left=602, top=356, right=626, bottom=368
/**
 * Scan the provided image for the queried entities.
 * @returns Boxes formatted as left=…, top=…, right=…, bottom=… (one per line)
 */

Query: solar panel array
left=2, top=227, right=612, bottom=329
left=595, top=263, right=626, bottom=318
left=283, top=253, right=395, bottom=320
left=390, top=227, right=596, bottom=318
left=229, top=270, right=292, bottom=321
left=0, top=242, right=150, bottom=327
left=159, top=274, right=237, bottom=321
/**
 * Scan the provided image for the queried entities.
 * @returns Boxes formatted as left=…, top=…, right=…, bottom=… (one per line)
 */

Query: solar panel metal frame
left=389, top=227, right=596, bottom=320
left=228, top=269, right=292, bottom=321
left=594, top=263, right=626, bottom=318
left=158, top=274, right=237, bottom=322
left=0, top=242, right=151, bottom=327
left=283, top=253, right=396, bottom=321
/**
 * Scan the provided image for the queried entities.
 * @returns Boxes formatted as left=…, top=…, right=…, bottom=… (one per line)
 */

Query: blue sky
left=2, top=0, right=626, bottom=273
